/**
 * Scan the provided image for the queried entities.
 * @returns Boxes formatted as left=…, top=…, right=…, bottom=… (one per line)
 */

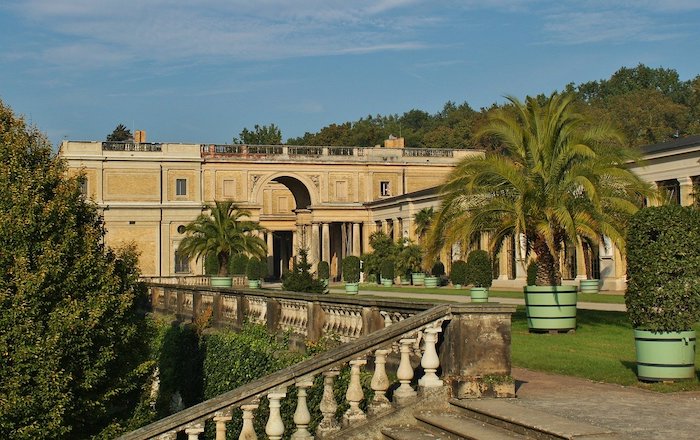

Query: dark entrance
left=272, top=231, right=293, bottom=280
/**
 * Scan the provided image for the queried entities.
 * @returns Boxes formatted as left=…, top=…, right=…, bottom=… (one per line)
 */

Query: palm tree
left=429, top=93, right=652, bottom=286
left=413, top=207, right=434, bottom=242
left=177, top=201, right=267, bottom=277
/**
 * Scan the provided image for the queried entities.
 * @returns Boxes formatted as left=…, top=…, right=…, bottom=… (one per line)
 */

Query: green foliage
left=177, top=201, right=266, bottom=277
left=414, top=207, right=434, bottom=241
left=282, top=249, right=326, bottom=293
left=467, top=250, right=493, bottom=288
left=396, top=242, right=423, bottom=276
left=0, top=99, right=152, bottom=439
left=362, top=232, right=399, bottom=281
left=156, top=323, right=204, bottom=416
left=342, top=255, right=361, bottom=283
left=430, top=92, right=651, bottom=286
left=317, top=260, right=330, bottom=279
left=233, top=123, right=282, bottom=145
left=625, top=206, right=700, bottom=332
left=450, top=260, right=468, bottom=285
left=246, top=257, right=262, bottom=280
left=106, top=123, right=133, bottom=141
left=380, top=259, right=395, bottom=280
left=527, top=260, right=538, bottom=286
left=230, top=253, right=250, bottom=275
left=431, top=261, right=445, bottom=276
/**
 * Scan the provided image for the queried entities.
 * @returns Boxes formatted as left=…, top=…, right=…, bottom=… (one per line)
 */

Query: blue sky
left=1, top=0, right=700, bottom=147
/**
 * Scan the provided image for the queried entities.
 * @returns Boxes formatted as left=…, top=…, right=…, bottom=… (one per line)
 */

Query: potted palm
left=317, top=260, right=330, bottom=288
left=467, top=250, right=492, bottom=303
left=177, top=201, right=267, bottom=288
left=429, top=93, right=651, bottom=332
left=380, top=259, right=395, bottom=287
left=246, top=257, right=261, bottom=289
left=450, top=260, right=468, bottom=289
left=626, top=205, right=700, bottom=381
left=400, top=243, right=424, bottom=286
left=424, top=261, right=443, bottom=288
left=342, top=255, right=361, bottom=294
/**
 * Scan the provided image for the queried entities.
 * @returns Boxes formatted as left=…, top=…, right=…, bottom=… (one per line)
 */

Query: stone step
left=450, top=399, right=620, bottom=440
left=381, top=423, right=462, bottom=440
left=414, top=410, right=528, bottom=439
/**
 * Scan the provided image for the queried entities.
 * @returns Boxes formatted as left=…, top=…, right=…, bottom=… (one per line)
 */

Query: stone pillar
left=322, top=223, right=330, bottom=265
left=340, top=223, right=347, bottom=261
left=392, top=218, right=400, bottom=241
left=267, top=232, right=274, bottom=277
left=514, top=233, right=527, bottom=280
left=679, top=177, right=694, bottom=206
left=363, top=221, right=374, bottom=253
left=498, top=245, right=509, bottom=280
left=292, top=228, right=298, bottom=259
left=575, top=238, right=587, bottom=280
left=352, top=223, right=361, bottom=256
left=311, top=223, right=320, bottom=269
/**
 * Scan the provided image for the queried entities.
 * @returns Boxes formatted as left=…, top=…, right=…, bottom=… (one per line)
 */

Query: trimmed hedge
left=527, top=260, right=538, bottom=286
left=626, top=205, right=700, bottom=332
left=231, top=253, right=249, bottom=275
left=246, top=257, right=261, bottom=280
left=380, top=259, right=395, bottom=280
left=342, top=256, right=361, bottom=283
left=431, top=261, right=445, bottom=277
left=467, top=250, right=493, bottom=288
left=450, top=260, right=468, bottom=286
left=317, top=260, right=330, bottom=280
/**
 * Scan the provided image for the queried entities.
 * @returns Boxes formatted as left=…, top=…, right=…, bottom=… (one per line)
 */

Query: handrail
left=117, top=304, right=451, bottom=440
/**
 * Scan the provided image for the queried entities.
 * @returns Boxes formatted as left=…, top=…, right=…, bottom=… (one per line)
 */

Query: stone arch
left=252, top=172, right=318, bottom=209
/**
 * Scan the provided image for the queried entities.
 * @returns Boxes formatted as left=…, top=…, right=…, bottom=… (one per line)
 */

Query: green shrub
left=246, top=257, right=261, bottom=280
left=380, top=259, right=395, bottom=280
left=527, top=260, right=538, bottom=286
left=342, top=255, right=361, bottom=283
left=204, top=251, right=218, bottom=275
left=626, top=205, right=700, bottom=332
left=258, top=257, right=269, bottom=280
left=230, top=253, right=249, bottom=275
left=396, top=242, right=423, bottom=276
left=317, top=260, right=330, bottom=279
left=467, top=250, right=493, bottom=288
left=282, top=249, right=326, bottom=294
left=431, top=261, right=445, bottom=277
left=450, top=260, right=468, bottom=285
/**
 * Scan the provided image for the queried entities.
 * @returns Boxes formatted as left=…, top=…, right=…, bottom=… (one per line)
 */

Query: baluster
left=213, top=409, right=232, bottom=440
left=239, top=401, right=260, bottom=440
left=156, top=433, right=176, bottom=440
left=317, top=368, right=341, bottom=439
left=394, top=338, right=417, bottom=406
left=291, top=376, right=314, bottom=440
left=368, top=348, right=391, bottom=416
left=185, top=422, right=204, bottom=440
left=418, top=326, right=443, bottom=388
left=343, top=358, right=367, bottom=426
left=266, top=389, right=287, bottom=440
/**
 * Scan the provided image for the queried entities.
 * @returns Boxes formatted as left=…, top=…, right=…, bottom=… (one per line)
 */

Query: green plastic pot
left=453, top=284, right=462, bottom=289
left=345, top=282, right=359, bottom=294
left=579, top=279, right=600, bottom=294
left=470, top=287, right=489, bottom=303
left=400, top=276, right=411, bottom=285
left=424, top=276, right=438, bottom=288
left=248, top=279, right=260, bottom=289
left=524, top=285, right=578, bottom=331
left=634, top=329, right=696, bottom=381
left=381, top=278, right=393, bottom=287
left=210, top=276, right=233, bottom=288
left=412, top=272, right=425, bottom=286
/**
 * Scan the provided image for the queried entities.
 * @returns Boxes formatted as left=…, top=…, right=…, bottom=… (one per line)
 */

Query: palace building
left=59, top=134, right=700, bottom=290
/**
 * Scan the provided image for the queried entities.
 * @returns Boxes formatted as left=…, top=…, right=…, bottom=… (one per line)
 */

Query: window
left=176, top=178, right=187, bottom=196
left=79, top=179, right=88, bottom=196
left=657, top=179, right=680, bottom=205
left=174, top=253, right=190, bottom=273
left=380, top=181, right=391, bottom=197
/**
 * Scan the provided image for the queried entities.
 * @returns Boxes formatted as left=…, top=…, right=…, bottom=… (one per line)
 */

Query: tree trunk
left=533, top=236, right=561, bottom=286
left=217, top=252, right=229, bottom=277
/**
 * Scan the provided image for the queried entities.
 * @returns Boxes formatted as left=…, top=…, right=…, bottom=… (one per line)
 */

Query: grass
left=352, top=283, right=626, bottom=304
left=511, top=307, right=700, bottom=392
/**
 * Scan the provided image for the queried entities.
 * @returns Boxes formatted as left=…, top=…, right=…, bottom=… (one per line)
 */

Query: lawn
left=353, top=283, right=626, bottom=304
left=511, top=307, right=700, bottom=392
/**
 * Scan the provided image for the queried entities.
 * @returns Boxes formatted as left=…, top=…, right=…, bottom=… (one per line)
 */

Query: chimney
left=134, top=130, right=146, bottom=143
left=384, top=135, right=405, bottom=148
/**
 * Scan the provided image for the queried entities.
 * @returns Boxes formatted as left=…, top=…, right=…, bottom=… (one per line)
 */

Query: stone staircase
left=380, top=399, right=619, bottom=440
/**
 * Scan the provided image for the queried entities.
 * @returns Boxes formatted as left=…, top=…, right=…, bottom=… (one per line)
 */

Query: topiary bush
left=467, top=250, right=493, bottom=288
left=317, top=260, right=330, bottom=280
left=527, top=260, right=538, bottom=286
left=282, top=249, right=326, bottom=294
left=246, top=257, right=261, bottom=281
left=431, top=261, right=445, bottom=277
left=625, top=205, right=700, bottom=332
left=342, top=255, right=361, bottom=283
left=380, top=259, right=395, bottom=280
left=230, top=253, right=249, bottom=275
left=450, top=260, right=468, bottom=286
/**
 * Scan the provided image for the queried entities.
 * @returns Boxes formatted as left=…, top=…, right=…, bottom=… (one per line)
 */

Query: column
left=292, top=228, right=298, bottom=258
left=498, top=245, right=509, bottom=280
left=267, top=232, right=274, bottom=276
left=352, top=223, right=361, bottom=256
left=311, top=223, right=320, bottom=269
left=679, top=177, right=694, bottom=206
left=363, top=222, right=374, bottom=253
left=575, top=238, right=587, bottom=280
left=340, top=223, right=347, bottom=260
left=321, top=223, right=330, bottom=264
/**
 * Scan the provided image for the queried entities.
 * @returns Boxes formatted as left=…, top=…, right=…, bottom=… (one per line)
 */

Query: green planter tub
left=210, top=276, right=233, bottom=288
left=453, top=284, right=462, bottom=290
left=412, top=272, right=425, bottom=286
left=470, top=287, right=489, bottom=303
left=248, top=279, right=260, bottom=289
left=634, top=329, right=696, bottom=381
left=381, top=278, right=393, bottom=287
left=524, top=285, right=578, bottom=332
left=579, top=279, right=600, bottom=294
left=424, top=276, right=438, bottom=288
left=345, top=282, right=359, bottom=294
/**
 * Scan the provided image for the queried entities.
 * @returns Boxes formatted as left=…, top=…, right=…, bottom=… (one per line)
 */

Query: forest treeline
left=279, top=64, right=700, bottom=150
